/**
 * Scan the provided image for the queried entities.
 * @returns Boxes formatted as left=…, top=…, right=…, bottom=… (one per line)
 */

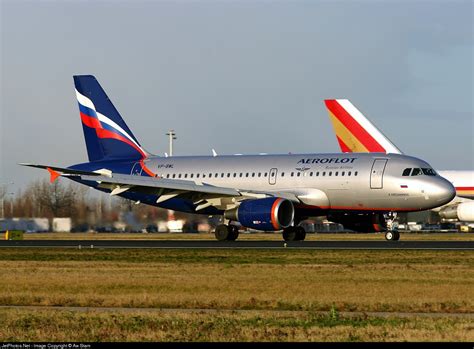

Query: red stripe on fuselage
left=325, top=100, right=386, bottom=152
left=140, top=159, right=158, bottom=177
left=295, top=204, right=424, bottom=212
left=456, top=187, right=474, bottom=191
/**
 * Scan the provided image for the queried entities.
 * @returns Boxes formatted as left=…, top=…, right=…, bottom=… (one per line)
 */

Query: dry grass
left=0, top=308, right=472, bottom=342
left=0, top=248, right=472, bottom=341
left=0, top=249, right=472, bottom=313
left=22, top=231, right=474, bottom=241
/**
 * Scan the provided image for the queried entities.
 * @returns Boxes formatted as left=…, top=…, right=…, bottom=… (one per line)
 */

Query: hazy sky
left=1, top=0, right=473, bottom=193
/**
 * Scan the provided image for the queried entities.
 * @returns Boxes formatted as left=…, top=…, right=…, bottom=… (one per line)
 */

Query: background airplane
left=324, top=99, right=474, bottom=223
left=22, top=76, right=456, bottom=241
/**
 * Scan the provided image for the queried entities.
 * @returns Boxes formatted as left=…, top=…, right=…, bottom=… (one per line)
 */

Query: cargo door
left=370, top=159, right=388, bottom=189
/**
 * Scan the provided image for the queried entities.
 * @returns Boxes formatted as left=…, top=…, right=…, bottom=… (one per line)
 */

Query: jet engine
left=224, top=197, right=294, bottom=231
left=327, top=212, right=387, bottom=232
left=439, top=201, right=474, bottom=222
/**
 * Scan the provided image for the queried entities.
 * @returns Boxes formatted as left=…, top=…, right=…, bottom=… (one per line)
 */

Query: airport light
left=166, top=130, right=177, bottom=156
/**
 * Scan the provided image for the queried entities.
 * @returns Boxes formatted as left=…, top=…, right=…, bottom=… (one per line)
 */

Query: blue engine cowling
left=224, top=197, right=294, bottom=231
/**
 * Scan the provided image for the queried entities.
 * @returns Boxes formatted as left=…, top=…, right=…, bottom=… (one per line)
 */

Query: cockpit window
left=411, top=168, right=422, bottom=176
left=402, top=168, right=411, bottom=176
left=422, top=168, right=437, bottom=176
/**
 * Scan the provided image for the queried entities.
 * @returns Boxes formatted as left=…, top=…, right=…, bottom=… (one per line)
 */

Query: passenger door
left=269, top=168, right=278, bottom=185
left=370, top=159, right=388, bottom=189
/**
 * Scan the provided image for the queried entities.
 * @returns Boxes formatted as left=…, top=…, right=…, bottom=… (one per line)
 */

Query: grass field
left=0, top=247, right=473, bottom=341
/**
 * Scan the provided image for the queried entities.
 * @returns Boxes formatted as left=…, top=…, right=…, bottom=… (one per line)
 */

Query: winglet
left=47, top=167, right=61, bottom=183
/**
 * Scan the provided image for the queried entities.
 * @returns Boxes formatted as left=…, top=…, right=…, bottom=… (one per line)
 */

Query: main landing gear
left=282, top=226, right=306, bottom=241
left=214, top=224, right=240, bottom=241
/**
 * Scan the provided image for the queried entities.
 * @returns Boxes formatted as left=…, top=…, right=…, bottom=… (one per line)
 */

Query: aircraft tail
left=324, top=99, right=402, bottom=154
left=74, top=75, right=150, bottom=162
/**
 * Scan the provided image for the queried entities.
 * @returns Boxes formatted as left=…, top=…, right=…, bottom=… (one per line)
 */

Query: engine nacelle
left=327, top=213, right=387, bottom=232
left=224, top=197, right=294, bottom=231
left=439, top=201, right=474, bottom=222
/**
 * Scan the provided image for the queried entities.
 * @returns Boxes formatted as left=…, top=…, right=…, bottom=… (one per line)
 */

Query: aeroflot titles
left=297, top=157, right=357, bottom=165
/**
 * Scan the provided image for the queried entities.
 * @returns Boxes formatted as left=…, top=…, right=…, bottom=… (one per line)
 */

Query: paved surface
left=0, top=239, right=473, bottom=249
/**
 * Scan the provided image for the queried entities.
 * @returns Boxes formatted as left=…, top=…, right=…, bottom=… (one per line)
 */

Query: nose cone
left=431, top=177, right=456, bottom=206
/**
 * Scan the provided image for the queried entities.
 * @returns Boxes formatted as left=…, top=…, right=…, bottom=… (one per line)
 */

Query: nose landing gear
left=384, top=212, right=400, bottom=241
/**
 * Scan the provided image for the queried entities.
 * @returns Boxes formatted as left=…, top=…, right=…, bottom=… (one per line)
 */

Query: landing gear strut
left=384, top=212, right=400, bottom=241
left=282, top=226, right=306, bottom=241
left=214, top=224, right=239, bottom=241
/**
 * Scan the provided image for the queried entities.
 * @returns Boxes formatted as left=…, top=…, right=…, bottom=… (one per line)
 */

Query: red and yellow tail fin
left=324, top=99, right=402, bottom=154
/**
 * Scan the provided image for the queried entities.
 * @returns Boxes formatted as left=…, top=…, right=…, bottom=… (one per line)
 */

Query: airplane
left=21, top=75, right=456, bottom=241
left=324, top=99, right=474, bottom=223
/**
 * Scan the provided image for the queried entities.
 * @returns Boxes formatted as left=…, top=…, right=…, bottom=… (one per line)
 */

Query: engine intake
left=225, top=197, right=294, bottom=231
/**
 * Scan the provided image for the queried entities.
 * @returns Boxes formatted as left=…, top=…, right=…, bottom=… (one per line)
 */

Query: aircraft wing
left=20, top=163, right=305, bottom=208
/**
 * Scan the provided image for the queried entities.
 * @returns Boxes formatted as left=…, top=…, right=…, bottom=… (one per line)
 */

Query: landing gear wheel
left=215, top=224, right=230, bottom=241
left=228, top=225, right=240, bottom=241
left=283, top=227, right=297, bottom=241
left=385, top=230, right=400, bottom=241
left=295, top=227, right=306, bottom=241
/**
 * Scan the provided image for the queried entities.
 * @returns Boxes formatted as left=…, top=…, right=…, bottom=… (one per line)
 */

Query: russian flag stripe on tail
left=74, top=75, right=149, bottom=161
left=324, top=99, right=402, bottom=154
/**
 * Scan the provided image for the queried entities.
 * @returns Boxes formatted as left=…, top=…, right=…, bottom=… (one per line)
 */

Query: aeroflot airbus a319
left=22, top=76, right=456, bottom=241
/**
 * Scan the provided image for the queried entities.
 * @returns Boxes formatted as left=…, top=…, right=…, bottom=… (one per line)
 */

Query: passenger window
left=264, top=173, right=267, bottom=177
left=291, top=172, right=294, bottom=177
left=335, top=172, right=338, bottom=176
left=216, top=173, right=219, bottom=178
left=197, top=173, right=200, bottom=178
left=178, top=174, right=182, bottom=178
left=246, top=173, right=249, bottom=177
left=329, top=172, right=332, bottom=176
left=227, top=173, right=231, bottom=177
left=258, top=173, right=261, bottom=177
left=209, top=173, right=212, bottom=178
left=172, top=174, right=176, bottom=178
left=411, top=168, right=422, bottom=176
left=221, top=173, right=224, bottom=178
left=166, top=174, right=170, bottom=178
left=341, top=171, right=345, bottom=176
left=184, top=174, right=188, bottom=178
left=297, top=172, right=301, bottom=177
left=322, top=172, right=326, bottom=176
left=233, top=173, right=236, bottom=177
left=202, top=174, right=205, bottom=178
left=281, top=172, right=285, bottom=177
left=355, top=171, right=358, bottom=176
left=348, top=171, right=351, bottom=176
left=190, top=174, right=194, bottom=178
left=402, top=168, right=411, bottom=176
left=310, top=172, right=313, bottom=176
left=239, top=173, right=243, bottom=177
left=252, top=173, right=255, bottom=177
left=316, top=172, right=319, bottom=176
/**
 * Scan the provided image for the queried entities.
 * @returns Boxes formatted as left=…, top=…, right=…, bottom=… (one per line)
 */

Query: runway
left=0, top=239, right=473, bottom=250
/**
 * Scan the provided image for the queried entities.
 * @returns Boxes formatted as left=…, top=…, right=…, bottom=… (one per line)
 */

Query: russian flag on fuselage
left=74, top=75, right=147, bottom=161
